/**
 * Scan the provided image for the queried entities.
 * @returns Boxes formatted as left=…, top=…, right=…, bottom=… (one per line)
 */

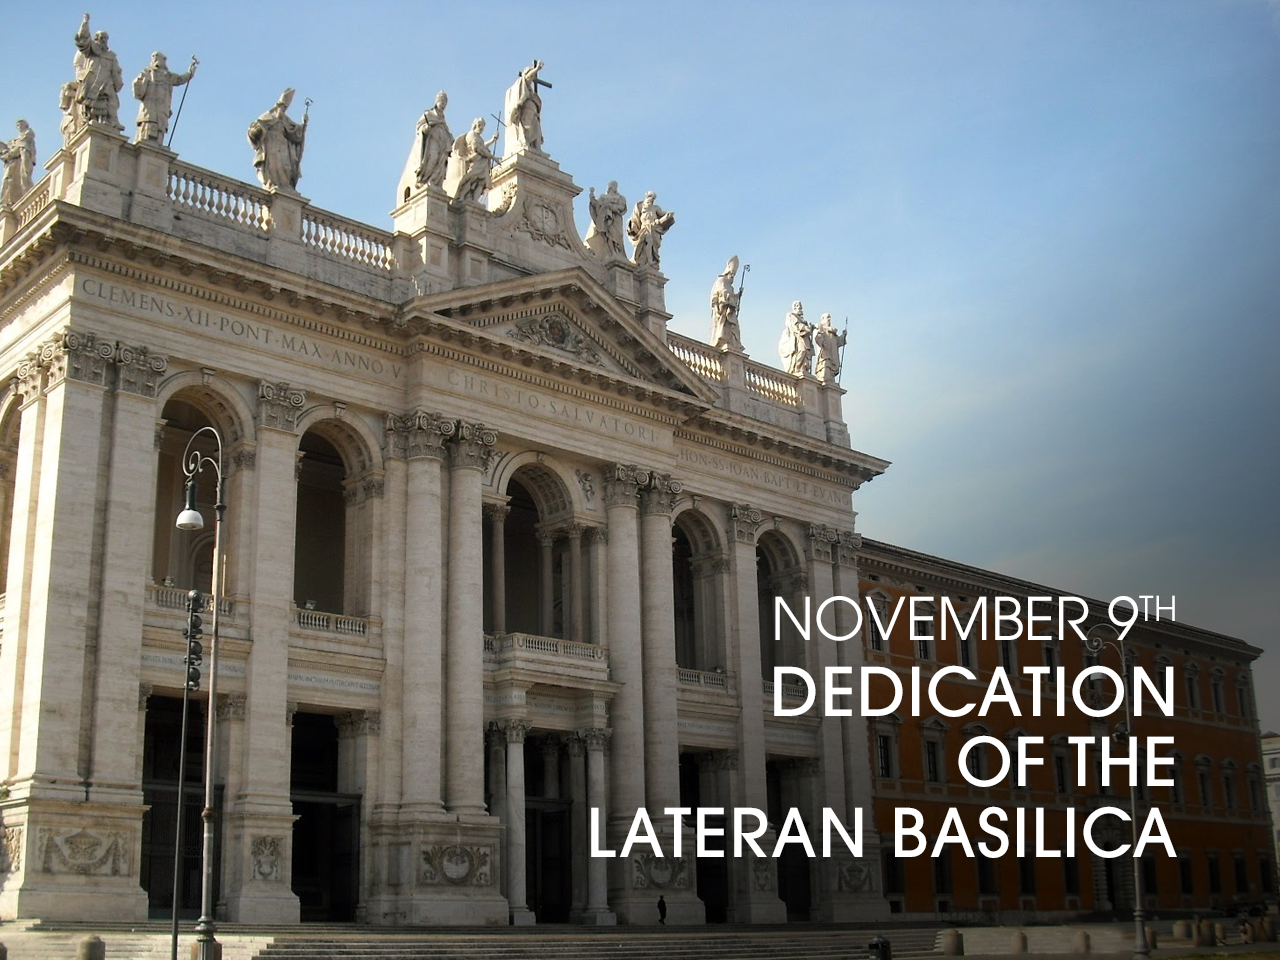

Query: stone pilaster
left=0, top=331, right=150, bottom=922
left=444, top=422, right=496, bottom=816
left=536, top=530, right=556, bottom=636
left=724, top=503, right=787, bottom=922
left=503, top=720, right=535, bottom=925
left=398, top=412, right=453, bottom=817
left=581, top=728, right=616, bottom=925
left=567, top=735, right=588, bottom=917
left=565, top=522, right=584, bottom=642
left=832, top=529, right=887, bottom=918
left=224, top=386, right=306, bottom=923
left=484, top=502, right=510, bottom=634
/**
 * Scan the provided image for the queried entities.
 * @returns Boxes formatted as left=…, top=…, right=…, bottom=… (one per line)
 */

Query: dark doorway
left=527, top=800, right=571, bottom=922
left=141, top=695, right=221, bottom=919
left=291, top=712, right=360, bottom=921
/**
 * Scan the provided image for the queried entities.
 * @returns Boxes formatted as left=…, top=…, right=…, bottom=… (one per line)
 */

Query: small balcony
left=484, top=631, right=609, bottom=683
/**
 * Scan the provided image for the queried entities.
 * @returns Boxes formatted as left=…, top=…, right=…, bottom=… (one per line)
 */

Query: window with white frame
left=914, top=602, right=935, bottom=661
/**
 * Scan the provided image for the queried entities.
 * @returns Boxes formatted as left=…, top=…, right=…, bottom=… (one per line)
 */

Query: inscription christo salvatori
left=77, top=278, right=404, bottom=379
left=675, top=443, right=850, bottom=507
left=444, top=368, right=661, bottom=443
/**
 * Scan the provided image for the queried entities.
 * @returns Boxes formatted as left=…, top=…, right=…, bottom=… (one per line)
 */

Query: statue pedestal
left=392, top=184, right=453, bottom=294
left=633, top=267, right=672, bottom=340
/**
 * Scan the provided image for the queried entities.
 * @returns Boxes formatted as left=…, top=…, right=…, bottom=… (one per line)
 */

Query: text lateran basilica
left=0, top=16, right=1268, bottom=929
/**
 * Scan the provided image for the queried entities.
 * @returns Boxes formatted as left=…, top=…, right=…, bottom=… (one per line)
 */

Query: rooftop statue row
left=779, top=302, right=847, bottom=382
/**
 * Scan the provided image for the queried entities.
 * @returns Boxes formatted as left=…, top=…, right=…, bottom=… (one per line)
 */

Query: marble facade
left=0, top=79, right=885, bottom=926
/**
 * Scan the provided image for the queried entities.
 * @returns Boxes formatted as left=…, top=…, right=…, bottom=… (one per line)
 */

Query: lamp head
left=176, top=479, right=204, bottom=531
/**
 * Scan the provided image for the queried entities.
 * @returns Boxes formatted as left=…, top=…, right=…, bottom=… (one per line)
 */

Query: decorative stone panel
left=38, top=827, right=132, bottom=876
left=419, top=843, right=493, bottom=886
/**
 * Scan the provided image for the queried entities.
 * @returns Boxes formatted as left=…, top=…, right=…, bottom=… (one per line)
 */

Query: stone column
left=486, top=724, right=508, bottom=896
left=90, top=344, right=167, bottom=804
left=806, top=524, right=852, bottom=922
left=600, top=466, right=648, bottom=922
left=724, top=503, right=787, bottom=922
left=226, top=380, right=306, bottom=923
left=399, top=413, right=452, bottom=817
left=484, top=502, right=509, bottom=635
left=504, top=720, right=535, bottom=925
left=638, top=473, right=682, bottom=814
left=565, top=523, right=584, bottom=642
left=215, top=693, right=246, bottom=918
left=602, top=467, right=645, bottom=822
left=637, top=472, right=702, bottom=924
left=585, top=526, right=606, bottom=642
left=537, top=530, right=555, bottom=636
left=832, top=530, right=887, bottom=919
left=582, top=728, right=616, bottom=925
left=444, top=422, right=496, bottom=816
left=567, top=735, right=588, bottom=917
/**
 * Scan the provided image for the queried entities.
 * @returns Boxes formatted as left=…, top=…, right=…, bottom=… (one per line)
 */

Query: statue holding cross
left=504, top=59, right=551, bottom=156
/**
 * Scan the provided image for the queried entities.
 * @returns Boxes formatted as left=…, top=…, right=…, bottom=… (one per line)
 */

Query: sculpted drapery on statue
left=132, top=52, right=196, bottom=144
left=445, top=117, right=499, bottom=202
left=414, top=91, right=453, bottom=188
left=72, top=14, right=124, bottom=132
left=710, top=255, right=746, bottom=353
left=584, top=181, right=627, bottom=260
left=0, top=120, right=36, bottom=206
left=627, top=191, right=675, bottom=269
left=247, top=88, right=308, bottom=192
left=813, top=312, right=847, bottom=384
left=505, top=59, right=550, bottom=155
left=779, top=300, right=813, bottom=377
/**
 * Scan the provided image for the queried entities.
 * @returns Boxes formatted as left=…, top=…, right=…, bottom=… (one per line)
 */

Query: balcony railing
left=763, top=679, right=809, bottom=704
left=148, top=583, right=236, bottom=617
left=294, top=607, right=371, bottom=638
left=677, top=667, right=732, bottom=692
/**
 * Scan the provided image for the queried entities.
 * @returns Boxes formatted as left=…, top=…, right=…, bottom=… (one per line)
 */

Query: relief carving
left=257, top=380, right=306, bottom=431
left=508, top=314, right=602, bottom=366
left=251, top=835, right=284, bottom=882
left=631, top=852, right=691, bottom=889
left=419, top=843, right=492, bottom=886
left=836, top=857, right=875, bottom=892
left=38, top=827, right=131, bottom=876
left=515, top=197, right=572, bottom=250
left=0, top=825, right=22, bottom=873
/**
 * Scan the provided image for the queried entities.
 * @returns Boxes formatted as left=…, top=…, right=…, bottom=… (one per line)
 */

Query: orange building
left=858, top=539, right=1272, bottom=920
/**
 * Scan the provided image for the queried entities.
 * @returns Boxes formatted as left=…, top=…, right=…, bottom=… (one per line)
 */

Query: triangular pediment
left=406, top=267, right=722, bottom=403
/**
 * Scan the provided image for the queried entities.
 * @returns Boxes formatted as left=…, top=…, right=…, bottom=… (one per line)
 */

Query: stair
left=0, top=923, right=943, bottom=960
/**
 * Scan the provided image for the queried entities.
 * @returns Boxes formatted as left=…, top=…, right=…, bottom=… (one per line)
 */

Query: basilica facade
left=0, top=33, right=1270, bottom=930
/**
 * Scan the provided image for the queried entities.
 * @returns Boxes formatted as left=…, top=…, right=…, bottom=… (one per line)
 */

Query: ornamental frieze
left=251, top=835, right=285, bottom=882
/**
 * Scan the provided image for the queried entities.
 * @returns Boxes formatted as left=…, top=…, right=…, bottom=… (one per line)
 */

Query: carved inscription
left=675, top=443, right=850, bottom=506
left=77, top=278, right=403, bottom=379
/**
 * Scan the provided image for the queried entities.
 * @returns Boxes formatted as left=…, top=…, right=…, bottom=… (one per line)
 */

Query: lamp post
left=1086, top=621, right=1149, bottom=960
left=169, top=588, right=202, bottom=960
left=176, top=425, right=226, bottom=960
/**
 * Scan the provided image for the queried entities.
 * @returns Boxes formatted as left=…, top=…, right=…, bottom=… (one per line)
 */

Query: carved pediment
left=412, top=268, right=721, bottom=403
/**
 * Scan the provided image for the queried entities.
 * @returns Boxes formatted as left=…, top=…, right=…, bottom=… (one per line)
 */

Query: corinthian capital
left=448, top=421, right=498, bottom=470
left=601, top=462, right=647, bottom=508
left=257, top=380, right=306, bottom=432
left=639, top=471, right=682, bottom=516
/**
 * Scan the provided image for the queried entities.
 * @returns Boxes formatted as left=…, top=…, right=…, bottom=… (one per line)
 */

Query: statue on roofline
left=414, top=91, right=452, bottom=188
left=445, top=117, right=499, bottom=203
left=779, top=300, right=813, bottom=377
left=72, top=13, right=124, bottom=132
left=504, top=59, right=551, bottom=156
left=247, top=88, right=308, bottom=192
left=627, top=191, right=675, bottom=270
left=710, top=255, right=747, bottom=353
left=813, top=312, right=847, bottom=384
left=0, top=121, right=36, bottom=206
left=133, top=52, right=196, bottom=144
left=585, top=181, right=627, bottom=261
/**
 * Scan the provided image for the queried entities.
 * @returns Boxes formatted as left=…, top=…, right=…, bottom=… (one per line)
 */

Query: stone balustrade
left=483, top=631, right=609, bottom=682
left=762, top=678, right=809, bottom=704
left=293, top=606, right=372, bottom=638
left=147, top=581, right=236, bottom=617
left=167, top=162, right=270, bottom=232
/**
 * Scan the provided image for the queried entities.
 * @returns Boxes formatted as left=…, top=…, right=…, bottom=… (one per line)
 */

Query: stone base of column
left=572, top=906, right=618, bottom=926
left=223, top=807, right=300, bottom=923
left=370, top=814, right=508, bottom=925
left=606, top=823, right=705, bottom=925
left=730, top=854, right=789, bottom=924
left=510, top=906, right=536, bottom=925
left=811, top=856, right=890, bottom=922
left=0, top=796, right=149, bottom=922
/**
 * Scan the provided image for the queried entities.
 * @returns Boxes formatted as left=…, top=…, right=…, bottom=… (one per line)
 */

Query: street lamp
left=176, top=425, right=226, bottom=960
left=1085, top=621, right=1149, bottom=960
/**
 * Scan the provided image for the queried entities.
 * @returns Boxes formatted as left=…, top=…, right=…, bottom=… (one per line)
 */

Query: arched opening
left=756, top=531, right=805, bottom=678
left=153, top=397, right=226, bottom=592
left=488, top=463, right=586, bottom=641
left=671, top=510, right=725, bottom=672
left=294, top=430, right=346, bottom=613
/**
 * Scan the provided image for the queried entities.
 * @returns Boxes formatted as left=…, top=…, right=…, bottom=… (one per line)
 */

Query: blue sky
left=5, top=2, right=1278, bottom=727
